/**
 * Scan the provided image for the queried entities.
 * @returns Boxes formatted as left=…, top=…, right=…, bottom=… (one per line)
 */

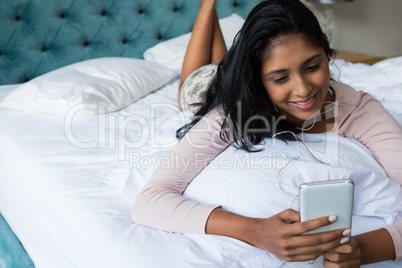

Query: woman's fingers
left=323, top=237, right=360, bottom=260
left=323, top=252, right=361, bottom=268
left=279, top=252, right=323, bottom=262
left=260, top=209, right=354, bottom=263
left=322, top=237, right=361, bottom=267
left=288, top=230, right=348, bottom=250
left=289, top=227, right=350, bottom=247
left=295, top=215, right=338, bottom=235
left=279, top=209, right=338, bottom=235
left=275, top=232, right=350, bottom=261
left=323, top=259, right=360, bottom=268
left=266, top=209, right=352, bottom=262
left=278, top=209, right=301, bottom=223
left=280, top=209, right=344, bottom=238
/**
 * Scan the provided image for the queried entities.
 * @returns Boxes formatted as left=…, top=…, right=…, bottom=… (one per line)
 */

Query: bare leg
left=178, top=0, right=227, bottom=109
left=210, top=8, right=227, bottom=64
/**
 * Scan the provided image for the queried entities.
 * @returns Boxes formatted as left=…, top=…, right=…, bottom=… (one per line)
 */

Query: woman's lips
left=290, top=93, right=318, bottom=110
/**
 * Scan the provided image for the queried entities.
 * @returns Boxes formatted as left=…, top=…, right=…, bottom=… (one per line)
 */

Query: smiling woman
left=132, top=0, right=402, bottom=267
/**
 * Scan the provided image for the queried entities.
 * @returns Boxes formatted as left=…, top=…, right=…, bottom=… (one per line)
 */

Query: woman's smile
left=289, top=91, right=318, bottom=110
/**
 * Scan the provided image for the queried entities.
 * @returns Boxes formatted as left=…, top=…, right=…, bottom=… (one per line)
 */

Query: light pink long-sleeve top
left=132, top=81, right=402, bottom=260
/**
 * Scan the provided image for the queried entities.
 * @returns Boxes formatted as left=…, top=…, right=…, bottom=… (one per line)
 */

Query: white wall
left=302, top=0, right=402, bottom=57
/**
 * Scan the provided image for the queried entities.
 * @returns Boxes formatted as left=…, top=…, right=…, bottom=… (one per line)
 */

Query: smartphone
left=299, top=179, right=354, bottom=234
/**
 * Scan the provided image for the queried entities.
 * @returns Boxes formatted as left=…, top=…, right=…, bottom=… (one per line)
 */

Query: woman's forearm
left=355, top=228, right=396, bottom=264
left=206, top=208, right=349, bottom=262
left=205, top=208, right=260, bottom=245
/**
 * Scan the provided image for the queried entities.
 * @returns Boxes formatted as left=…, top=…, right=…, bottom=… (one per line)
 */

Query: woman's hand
left=206, top=208, right=350, bottom=262
left=323, top=236, right=361, bottom=268
left=252, top=209, right=349, bottom=262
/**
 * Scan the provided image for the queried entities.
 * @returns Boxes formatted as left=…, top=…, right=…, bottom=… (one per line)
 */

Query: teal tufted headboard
left=0, top=0, right=260, bottom=85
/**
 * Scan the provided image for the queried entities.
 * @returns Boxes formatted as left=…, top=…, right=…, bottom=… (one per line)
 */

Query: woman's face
left=260, top=34, right=331, bottom=127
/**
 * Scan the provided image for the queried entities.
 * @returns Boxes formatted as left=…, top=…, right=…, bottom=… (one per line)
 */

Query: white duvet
left=0, top=57, right=402, bottom=268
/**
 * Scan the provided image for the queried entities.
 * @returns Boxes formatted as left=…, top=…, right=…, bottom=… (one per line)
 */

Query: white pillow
left=143, top=13, right=245, bottom=75
left=183, top=134, right=402, bottom=227
left=0, top=57, right=176, bottom=116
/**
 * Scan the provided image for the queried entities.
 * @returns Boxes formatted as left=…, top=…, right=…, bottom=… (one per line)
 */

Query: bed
left=0, top=0, right=401, bottom=267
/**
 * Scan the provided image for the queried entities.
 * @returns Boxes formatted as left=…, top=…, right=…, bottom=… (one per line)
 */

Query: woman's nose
left=292, top=76, right=311, bottom=97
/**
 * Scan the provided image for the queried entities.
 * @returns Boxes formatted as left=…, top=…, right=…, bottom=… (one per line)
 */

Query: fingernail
left=343, top=229, right=352, bottom=236
left=328, top=215, right=337, bottom=223
left=340, top=237, right=350, bottom=244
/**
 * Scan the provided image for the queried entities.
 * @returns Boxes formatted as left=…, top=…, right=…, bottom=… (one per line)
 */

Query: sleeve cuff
left=384, top=222, right=402, bottom=261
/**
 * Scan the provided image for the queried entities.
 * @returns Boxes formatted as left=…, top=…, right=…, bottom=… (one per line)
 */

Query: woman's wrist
left=205, top=208, right=261, bottom=247
left=355, top=228, right=396, bottom=264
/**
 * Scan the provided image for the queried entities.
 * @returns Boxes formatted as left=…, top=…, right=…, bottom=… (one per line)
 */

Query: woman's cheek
left=318, top=66, right=330, bottom=85
left=266, top=84, right=289, bottom=104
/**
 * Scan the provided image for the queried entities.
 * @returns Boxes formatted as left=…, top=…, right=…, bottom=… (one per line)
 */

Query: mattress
left=0, top=57, right=402, bottom=267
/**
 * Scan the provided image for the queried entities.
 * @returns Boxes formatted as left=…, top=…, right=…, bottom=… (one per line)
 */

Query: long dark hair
left=177, top=0, right=334, bottom=151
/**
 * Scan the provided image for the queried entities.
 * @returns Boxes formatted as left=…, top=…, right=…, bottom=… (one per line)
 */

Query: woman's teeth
left=295, top=97, right=314, bottom=105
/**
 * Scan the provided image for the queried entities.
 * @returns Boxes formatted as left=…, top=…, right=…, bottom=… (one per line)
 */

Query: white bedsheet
left=0, top=57, right=402, bottom=268
left=0, top=79, right=193, bottom=268
left=330, top=57, right=402, bottom=125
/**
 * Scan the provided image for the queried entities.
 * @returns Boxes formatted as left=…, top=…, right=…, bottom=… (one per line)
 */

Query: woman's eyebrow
left=265, top=54, right=323, bottom=77
left=303, top=54, right=322, bottom=65
left=265, top=68, right=288, bottom=77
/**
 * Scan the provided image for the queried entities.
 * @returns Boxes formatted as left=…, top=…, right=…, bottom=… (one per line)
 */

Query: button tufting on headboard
left=0, top=0, right=260, bottom=85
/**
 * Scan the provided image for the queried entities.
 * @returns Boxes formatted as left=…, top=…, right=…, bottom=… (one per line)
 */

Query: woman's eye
left=305, top=64, right=320, bottom=72
left=273, top=76, right=289, bottom=84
